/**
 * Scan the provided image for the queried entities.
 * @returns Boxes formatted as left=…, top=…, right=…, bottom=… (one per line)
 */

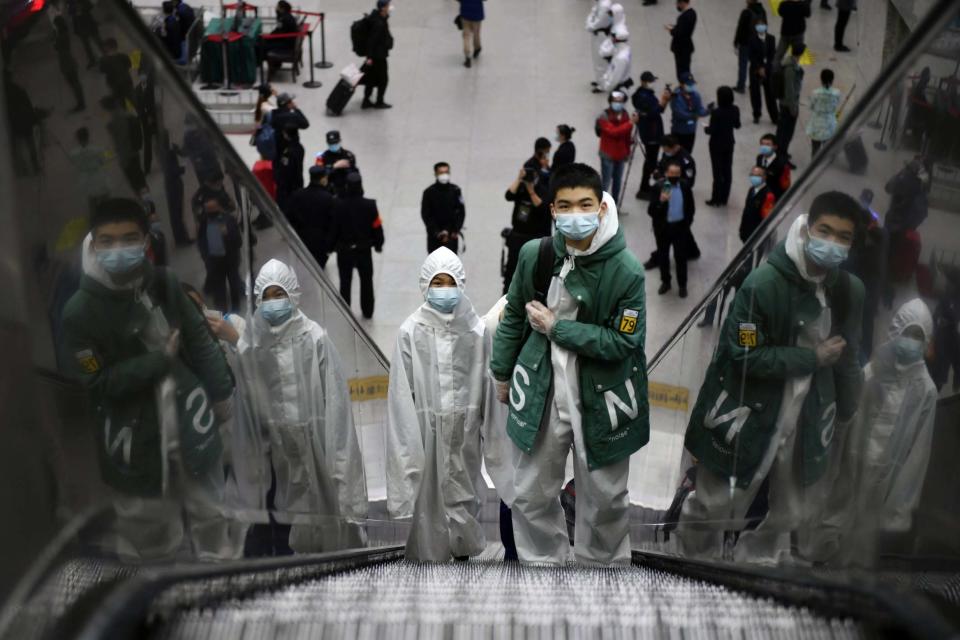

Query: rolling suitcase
left=326, top=78, right=356, bottom=116
left=843, top=135, right=869, bottom=175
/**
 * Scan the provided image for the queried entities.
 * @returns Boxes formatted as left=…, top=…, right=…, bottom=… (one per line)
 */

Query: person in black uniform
left=362, top=0, right=394, bottom=109
left=705, top=86, right=741, bottom=207
left=668, top=0, right=697, bottom=79
left=331, top=171, right=385, bottom=319
left=421, top=162, right=466, bottom=254
left=757, top=132, right=790, bottom=199
left=649, top=161, right=695, bottom=298
left=502, top=162, right=551, bottom=293
left=315, top=130, right=358, bottom=197
left=748, top=17, right=778, bottom=125
left=632, top=71, right=665, bottom=200
left=551, top=124, right=577, bottom=171
left=644, top=135, right=699, bottom=269
left=156, top=1, right=184, bottom=60
left=284, top=165, right=336, bottom=269
left=271, top=92, right=309, bottom=209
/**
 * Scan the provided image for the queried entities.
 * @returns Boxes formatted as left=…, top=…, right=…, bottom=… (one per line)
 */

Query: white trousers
left=511, top=398, right=631, bottom=565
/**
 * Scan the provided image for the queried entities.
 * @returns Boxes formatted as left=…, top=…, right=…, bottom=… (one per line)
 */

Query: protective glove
left=213, top=399, right=234, bottom=424
left=525, top=301, right=556, bottom=336
left=495, top=380, right=510, bottom=405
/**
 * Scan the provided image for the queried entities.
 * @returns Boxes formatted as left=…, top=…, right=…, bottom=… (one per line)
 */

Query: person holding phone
left=503, top=158, right=551, bottom=293
left=648, top=161, right=695, bottom=298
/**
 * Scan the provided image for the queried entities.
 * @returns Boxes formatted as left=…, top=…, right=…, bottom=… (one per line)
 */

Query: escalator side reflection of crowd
left=2, top=0, right=960, bottom=602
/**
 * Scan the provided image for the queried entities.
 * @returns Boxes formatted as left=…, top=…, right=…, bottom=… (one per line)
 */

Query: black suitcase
left=843, top=135, right=869, bottom=175
left=326, top=78, right=355, bottom=116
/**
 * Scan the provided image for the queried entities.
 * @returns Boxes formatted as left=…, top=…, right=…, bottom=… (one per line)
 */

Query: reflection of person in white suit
left=586, top=0, right=613, bottom=89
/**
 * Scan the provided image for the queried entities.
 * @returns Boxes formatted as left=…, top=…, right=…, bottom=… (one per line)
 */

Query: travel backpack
left=350, top=13, right=372, bottom=57
left=252, top=110, right=276, bottom=161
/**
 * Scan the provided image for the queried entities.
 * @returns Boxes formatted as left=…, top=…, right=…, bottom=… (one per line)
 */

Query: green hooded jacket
left=62, top=261, right=235, bottom=497
left=490, top=226, right=649, bottom=470
left=685, top=240, right=864, bottom=488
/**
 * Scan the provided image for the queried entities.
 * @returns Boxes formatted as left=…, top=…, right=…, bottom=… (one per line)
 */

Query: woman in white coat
left=239, top=259, right=368, bottom=554
left=386, top=247, right=488, bottom=562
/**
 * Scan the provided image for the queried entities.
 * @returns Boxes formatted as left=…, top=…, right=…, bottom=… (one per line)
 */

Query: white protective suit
left=239, top=259, right=368, bottom=553
left=386, top=248, right=488, bottom=562
left=841, top=299, right=937, bottom=536
left=481, top=296, right=516, bottom=507
left=511, top=193, right=633, bottom=567
left=599, top=40, right=632, bottom=94
left=586, top=0, right=613, bottom=86
left=678, top=215, right=835, bottom=564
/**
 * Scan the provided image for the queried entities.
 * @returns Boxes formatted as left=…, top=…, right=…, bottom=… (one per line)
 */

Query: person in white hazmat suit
left=597, top=6, right=630, bottom=94
left=586, top=0, right=613, bottom=91
left=239, top=259, right=368, bottom=554
left=386, top=247, right=488, bottom=562
left=815, top=298, right=938, bottom=562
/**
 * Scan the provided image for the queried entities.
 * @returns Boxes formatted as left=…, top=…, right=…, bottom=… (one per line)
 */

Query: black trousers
left=338, top=246, right=375, bottom=318
left=203, top=255, right=242, bottom=312
left=749, top=69, right=779, bottom=123
left=776, top=110, right=798, bottom=157
left=673, top=50, right=691, bottom=81
left=638, top=142, right=660, bottom=194
left=676, top=132, right=696, bottom=154
left=502, top=232, right=533, bottom=294
left=362, top=58, right=389, bottom=103
left=61, top=67, right=85, bottom=108
left=274, top=145, right=305, bottom=210
left=243, top=462, right=294, bottom=558
left=120, top=155, right=146, bottom=192
left=427, top=234, right=459, bottom=254
left=656, top=220, right=689, bottom=287
left=709, top=143, right=733, bottom=204
left=835, top=9, right=851, bottom=47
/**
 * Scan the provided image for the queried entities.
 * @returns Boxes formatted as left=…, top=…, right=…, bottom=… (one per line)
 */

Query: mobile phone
left=204, top=309, right=223, bottom=321
left=665, top=83, right=673, bottom=92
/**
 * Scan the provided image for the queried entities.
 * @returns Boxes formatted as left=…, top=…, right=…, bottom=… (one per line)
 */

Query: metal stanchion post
left=303, top=28, right=322, bottom=88
left=314, top=13, right=334, bottom=69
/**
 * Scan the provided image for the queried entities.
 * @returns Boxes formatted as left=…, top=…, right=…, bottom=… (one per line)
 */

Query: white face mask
left=437, top=173, right=451, bottom=184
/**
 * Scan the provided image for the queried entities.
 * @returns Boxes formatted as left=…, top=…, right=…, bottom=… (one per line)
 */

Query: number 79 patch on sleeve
left=619, top=309, right=640, bottom=335
left=738, top=323, right=758, bottom=348
left=75, top=349, right=100, bottom=373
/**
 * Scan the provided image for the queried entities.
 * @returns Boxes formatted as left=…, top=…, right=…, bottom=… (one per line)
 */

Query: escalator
left=1, top=0, right=960, bottom=637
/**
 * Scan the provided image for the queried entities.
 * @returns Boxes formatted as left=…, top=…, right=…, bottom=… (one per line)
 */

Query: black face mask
left=668, top=177, right=680, bottom=184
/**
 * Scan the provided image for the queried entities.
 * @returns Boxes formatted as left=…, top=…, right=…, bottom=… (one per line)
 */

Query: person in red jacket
left=252, top=152, right=277, bottom=200
left=595, top=90, right=634, bottom=202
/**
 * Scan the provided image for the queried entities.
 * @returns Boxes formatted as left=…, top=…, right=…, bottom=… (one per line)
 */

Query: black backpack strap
left=533, top=236, right=554, bottom=304
left=829, top=270, right=851, bottom=338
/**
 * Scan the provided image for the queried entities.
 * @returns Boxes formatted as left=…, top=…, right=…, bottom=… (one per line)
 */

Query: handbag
left=454, top=15, right=463, bottom=30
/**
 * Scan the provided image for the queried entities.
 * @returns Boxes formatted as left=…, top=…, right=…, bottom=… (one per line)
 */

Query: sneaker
left=734, top=86, right=746, bottom=94
left=658, top=283, right=671, bottom=295
left=679, top=287, right=688, bottom=299
left=705, top=200, right=717, bottom=207
left=834, top=44, right=851, bottom=52
left=696, top=317, right=713, bottom=328
left=252, top=215, right=273, bottom=230
left=644, top=258, right=658, bottom=271
left=373, top=102, right=393, bottom=109
left=821, top=1, right=832, bottom=8
left=464, top=57, right=471, bottom=68
left=454, top=555, right=470, bottom=562
left=636, top=189, right=652, bottom=200
left=642, top=0, right=657, bottom=5
left=361, top=100, right=374, bottom=109
left=753, top=116, right=760, bottom=124
left=473, top=46, right=482, bottom=59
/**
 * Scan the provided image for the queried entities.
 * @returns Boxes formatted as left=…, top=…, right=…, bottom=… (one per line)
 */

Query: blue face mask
left=894, top=335, right=924, bottom=364
left=427, top=286, right=460, bottom=314
left=329, top=143, right=341, bottom=153
left=610, top=102, right=625, bottom=112
left=805, top=232, right=850, bottom=269
left=685, top=83, right=696, bottom=91
left=759, top=144, right=773, bottom=156
left=749, top=175, right=764, bottom=188
left=96, top=244, right=145, bottom=274
left=555, top=211, right=601, bottom=241
left=755, top=24, right=767, bottom=34
left=260, top=297, right=293, bottom=325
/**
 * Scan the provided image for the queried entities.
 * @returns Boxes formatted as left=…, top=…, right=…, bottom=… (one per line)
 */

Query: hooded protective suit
left=386, top=248, right=488, bottom=561
left=481, top=296, right=515, bottom=507
left=586, top=0, right=613, bottom=86
left=848, top=300, right=937, bottom=530
left=599, top=40, right=631, bottom=93
left=239, top=259, right=368, bottom=553
left=510, top=192, right=635, bottom=566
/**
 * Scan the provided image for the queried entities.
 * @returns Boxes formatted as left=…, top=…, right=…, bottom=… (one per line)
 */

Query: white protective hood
left=610, top=3, right=629, bottom=41
left=586, top=0, right=613, bottom=31
left=784, top=214, right=827, bottom=286
left=386, top=250, right=488, bottom=561
left=81, top=232, right=145, bottom=291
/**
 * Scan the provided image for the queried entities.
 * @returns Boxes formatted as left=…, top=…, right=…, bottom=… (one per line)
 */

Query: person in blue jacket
left=661, top=71, right=708, bottom=153
left=459, top=0, right=485, bottom=68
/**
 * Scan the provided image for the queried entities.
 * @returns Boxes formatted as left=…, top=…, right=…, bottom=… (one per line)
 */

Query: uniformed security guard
left=679, top=191, right=865, bottom=563
left=315, top=130, right=358, bottom=197
left=420, top=162, right=466, bottom=254
left=271, top=92, right=309, bottom=209
left=491, top=163, right=649, bottom=565
left=330, top=171, right=385, bottom=319
left=283, top=165, right=336, bottom=269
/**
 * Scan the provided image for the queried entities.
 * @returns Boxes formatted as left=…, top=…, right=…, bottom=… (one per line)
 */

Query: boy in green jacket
left=490, top=163, right=648, bottom=565
left=679, top=191, right=864, bottom=563
left=62, top=198, right=237, bottom=560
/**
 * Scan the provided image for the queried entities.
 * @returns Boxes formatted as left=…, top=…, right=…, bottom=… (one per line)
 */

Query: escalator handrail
left=117, top=0, right=390, bottom=371
left=645, top=0, right=960, bottom=374
left=63, top=545, right=405, bottom=640
left=633, top=550, right=959, bottom=639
